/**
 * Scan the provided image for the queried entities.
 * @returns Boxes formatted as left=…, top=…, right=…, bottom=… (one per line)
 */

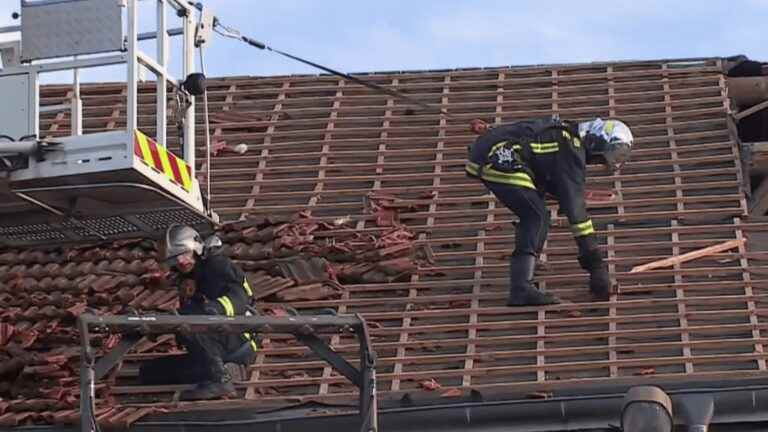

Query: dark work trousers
left=138, top=302, right=249, bottom=385
left=138, top=348, right=214, bottom=385
left=138, top=333, right=245, bottom=385
left=484, top=181, right=549, bottom=257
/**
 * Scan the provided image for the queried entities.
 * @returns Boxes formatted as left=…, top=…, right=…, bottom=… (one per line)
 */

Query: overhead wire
left=192, top=3, right=214, bottom=214
left=211, top=20, right=457, bottom=119
left=198, top=41, right=212, bottom=213
left=185, top=0, right=487, bottom=223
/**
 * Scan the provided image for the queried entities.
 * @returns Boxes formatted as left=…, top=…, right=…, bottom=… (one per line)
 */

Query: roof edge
left=43, top=55, right=747, bottom=89
left=123, top=382, right=768, bottom=432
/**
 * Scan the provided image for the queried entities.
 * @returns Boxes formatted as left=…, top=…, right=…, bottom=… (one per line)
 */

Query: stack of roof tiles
left=3, top=57, right=768, bottom=426
left=0, top=213, right=419, bottom=427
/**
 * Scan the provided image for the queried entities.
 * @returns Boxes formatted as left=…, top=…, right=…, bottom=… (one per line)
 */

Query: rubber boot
left=579, top=250, right=612, bottom=301
left=589, top=265, right=612, bottom=301
left=224, top=362, right=245, bottom=382
left=179, top=356, right=235, bottom=401
left=507, top=253, right=560, bottom=306
left=138, top=354, right=207, bottom=385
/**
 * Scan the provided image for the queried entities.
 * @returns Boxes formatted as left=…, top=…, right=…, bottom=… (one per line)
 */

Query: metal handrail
left=77, top=313, right=378, bottom=432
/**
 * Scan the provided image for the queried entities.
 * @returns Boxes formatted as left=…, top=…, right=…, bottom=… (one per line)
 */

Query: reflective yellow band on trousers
left=243, top=332, right=258, bottom=351
left=218, top=293, right=257, bottom=350
left=572, top=219, right=595, bottom=237
left=242, top=279, right=253, bottom=297
left=217, top=296, right=235, bottom=317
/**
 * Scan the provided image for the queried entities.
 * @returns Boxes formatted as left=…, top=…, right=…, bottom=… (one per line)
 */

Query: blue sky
left=1, top=0, right=767, bottom=82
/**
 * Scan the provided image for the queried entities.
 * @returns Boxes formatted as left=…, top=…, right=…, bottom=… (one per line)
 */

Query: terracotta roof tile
left=0, top=208, right=417, bottom=424
left=3, top=58, right=767, bottom=425
left=275, top=256, right=330, bottom=284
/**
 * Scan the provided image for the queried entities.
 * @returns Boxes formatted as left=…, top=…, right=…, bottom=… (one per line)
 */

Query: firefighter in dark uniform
left=466, top=117, right=633, bottom=306
left=138, top=224, right=258, bottom=400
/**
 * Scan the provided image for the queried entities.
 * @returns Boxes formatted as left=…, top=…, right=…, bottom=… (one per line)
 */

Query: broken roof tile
left=273, top=283, right=340, bottom=302
left=275, top=256, right=330, bottom=284
left=250, top=273, right=296, bottom=300
left=2, top=59, right=759, bottom=426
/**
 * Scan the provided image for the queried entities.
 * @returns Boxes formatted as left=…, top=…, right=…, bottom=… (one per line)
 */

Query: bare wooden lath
left=28, top=58, right=768, bottom=409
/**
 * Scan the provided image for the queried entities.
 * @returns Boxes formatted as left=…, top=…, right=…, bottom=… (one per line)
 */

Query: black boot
left=507, top=253, right=560, bottom=306
left=139, top=354, right=208, bottom=385
left=224, top=362, right=246, bottom=382
left=179, top=356, right=235, bottom=401
left=578, top=249, right=613, bottom=301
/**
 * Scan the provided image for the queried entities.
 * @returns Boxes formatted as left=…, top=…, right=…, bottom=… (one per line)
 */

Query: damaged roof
left=2, top=57, right=768, bottom=429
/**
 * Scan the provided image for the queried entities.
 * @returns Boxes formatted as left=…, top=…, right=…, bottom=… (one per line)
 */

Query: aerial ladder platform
left=0, top=0, right=217, bottom=248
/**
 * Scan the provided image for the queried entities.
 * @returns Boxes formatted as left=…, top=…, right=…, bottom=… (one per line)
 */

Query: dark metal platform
left=1, top=176, right=212, bottom=247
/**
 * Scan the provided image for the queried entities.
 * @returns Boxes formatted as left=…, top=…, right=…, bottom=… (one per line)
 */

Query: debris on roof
left=210, top=140, right=249, bottom=156
left=365, top=192, right=430, bottom=228
left=3, top=57, right=768, bottom=426
left=630, top=238, right=745, bottom=273
left=0, top=210, right=419, bottom=426
left=419, top=379, right=442, bottom=391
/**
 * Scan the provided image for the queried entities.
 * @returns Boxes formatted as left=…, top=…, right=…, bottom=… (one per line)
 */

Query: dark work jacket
left=466, top=117, right=592, bottom=236
left=188, top=252, right=253, bottom=316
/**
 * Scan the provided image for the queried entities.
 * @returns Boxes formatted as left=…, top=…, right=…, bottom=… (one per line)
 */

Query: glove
left=179, top=279, right=197, bottom=301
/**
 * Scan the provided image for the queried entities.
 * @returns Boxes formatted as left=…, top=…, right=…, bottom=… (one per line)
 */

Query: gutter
left=126, top=384, right=768, bottom=432
left=6, top=383, right=768, bottom=432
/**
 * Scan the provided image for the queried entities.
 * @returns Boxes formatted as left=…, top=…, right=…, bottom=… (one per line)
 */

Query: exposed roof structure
left=2, top=56, right=768, bottom=429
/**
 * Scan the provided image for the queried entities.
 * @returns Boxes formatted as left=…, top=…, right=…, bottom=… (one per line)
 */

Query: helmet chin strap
left=200, top=234, right=223, bottom=259
left=582, top=133, right=604, bottom=160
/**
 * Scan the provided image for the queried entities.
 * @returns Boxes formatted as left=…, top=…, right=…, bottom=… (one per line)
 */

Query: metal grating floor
left=0, top=207, right=210, bottom=246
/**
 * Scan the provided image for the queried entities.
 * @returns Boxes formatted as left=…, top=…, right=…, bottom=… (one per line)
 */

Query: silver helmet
left=162, top=224, right=204, bottom=264
left=578, top=118, right=633, bottom=171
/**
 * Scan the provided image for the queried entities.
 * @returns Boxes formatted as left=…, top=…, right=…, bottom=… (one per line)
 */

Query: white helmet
left=161, top=224, right=204, bottom=265
left=578, top=118, right=634, bottom=171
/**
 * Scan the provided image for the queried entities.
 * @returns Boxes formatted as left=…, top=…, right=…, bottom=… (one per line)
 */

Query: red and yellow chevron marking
left=133, top=130, right=192, bottom=192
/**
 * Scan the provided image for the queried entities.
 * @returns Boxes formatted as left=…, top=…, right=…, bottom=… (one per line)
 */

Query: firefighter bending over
left=139, top=224, right=258, bottom=400
left=466, top=117, right=633, bottom=306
